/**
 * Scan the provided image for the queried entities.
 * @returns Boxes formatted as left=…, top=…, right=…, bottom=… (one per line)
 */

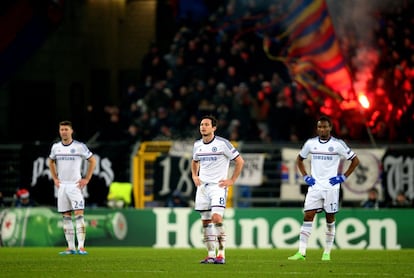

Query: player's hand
left=329, top=174, right=347, bottom=185
left=78, top=178, right=89, bottom=189
left=303, top=175, right=315, bottom=186
left=219, top=179, right=232, bottom=188
left=53, top=178, right=60, bottom=188
left=192, top=176, right=201, bottom=186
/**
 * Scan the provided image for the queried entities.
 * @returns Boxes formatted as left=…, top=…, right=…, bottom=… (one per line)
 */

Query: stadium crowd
left=93, top=0, right=414, bottom=145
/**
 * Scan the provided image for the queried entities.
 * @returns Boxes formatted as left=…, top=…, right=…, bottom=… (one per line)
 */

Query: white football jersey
left=193, top=136, right=240, bottom=183
left=299, top=136, right=356, bottom=189
left=49, top=140, right=93, bottom=183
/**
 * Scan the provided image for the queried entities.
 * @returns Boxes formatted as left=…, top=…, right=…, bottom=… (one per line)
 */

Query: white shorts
left=57, top=183, right=85, bottom=212
left=195, top=182, right=227, bottom=212
left=303, top=188, right=340, bottom=214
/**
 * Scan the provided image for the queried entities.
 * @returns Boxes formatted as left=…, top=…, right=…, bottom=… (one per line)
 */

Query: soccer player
left=49, top=120, right=97, bottom=255
left=288, top=115, right=359, bottom=261
left=192, top=115, right=244, bottom=264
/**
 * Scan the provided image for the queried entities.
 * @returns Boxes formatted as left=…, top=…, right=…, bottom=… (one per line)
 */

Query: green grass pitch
left=0, top=248, right=413, bottom=278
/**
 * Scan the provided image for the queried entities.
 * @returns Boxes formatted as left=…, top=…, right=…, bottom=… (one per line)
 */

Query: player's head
left=201, top=115, right=217, bottom=127
left=58, top=120, right=74, bottom=141
left=59, top=120, right=73, bottom=128
left=316, top=115, right=332, bottom=140
left=200, top=115, right=217, bottom=137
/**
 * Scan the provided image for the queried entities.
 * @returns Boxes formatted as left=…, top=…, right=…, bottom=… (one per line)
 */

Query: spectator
left=361, top=188, right=381, bottom=209
left=212, top=82, right=233, bottom=111
left=98, top=105, right=127, bottom=142
left=170, top=100, right=189, bottom=137
left=152, top=107, right=174, bottom=140
left=118, top=0, right=414, bottom=144
left=390, top=191, right=412, bottom=208
left=14, top=188, right=37, bottom=207
left=182, top=114, right=200, bottom=139
left=143, top=80, right=171, bottom=112
left=268, top=85, right=295, bottom=142
left=125, top=122, right=143, bottom=145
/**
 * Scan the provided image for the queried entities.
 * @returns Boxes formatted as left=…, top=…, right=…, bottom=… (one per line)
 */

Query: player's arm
left=84, top=155, right=97, bottom=182
left=191, top=160, right=201, bottom=186
left=329, top=155, right=360, bottom=185
left=296, top=155, right=308, bottom=176
left=219, top=155, right=245, bottom=188
left=343, top=155, right=360, bottom=178
left=79, top=155, right=97, bottom=188
left=229, top=155, right=244, bottom=184
left=297, top=154, right=315, bottom=186
left=48, top=158, right=60, bottom=187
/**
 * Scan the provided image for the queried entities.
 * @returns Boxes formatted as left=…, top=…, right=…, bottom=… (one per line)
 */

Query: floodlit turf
left=0, top=248, right=413, bottom=278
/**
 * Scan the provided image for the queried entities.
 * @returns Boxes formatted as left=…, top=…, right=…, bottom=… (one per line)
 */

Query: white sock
left=63, top=216, right=75, bottom=250
left=324, top=222, right=336, bottom=254
left=75, top=215, right=86, bottom=249
left=215, top=223, right=226, bottom=258
left=299, top=221, right=313, bottom=256
left=204, top=223, right=217, bottom=258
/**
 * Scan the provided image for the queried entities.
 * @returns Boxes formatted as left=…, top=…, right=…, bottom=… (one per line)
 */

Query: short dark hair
left=201, top=115, right=217, bottom=127
left=369, top=187, right=378, bottom=194
left=318, top=115, right=332, bottom=127
left=59, top=120, right=73, bottom=128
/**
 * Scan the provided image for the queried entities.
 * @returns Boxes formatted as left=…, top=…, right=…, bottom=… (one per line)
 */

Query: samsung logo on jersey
left=57, top=156, right=76, bottom=161
left=200, top=156, right=218, bottom=162
left=313, top=155, right=333, bottom=161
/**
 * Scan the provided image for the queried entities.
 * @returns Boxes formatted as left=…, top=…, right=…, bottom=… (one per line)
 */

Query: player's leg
left=288, top=190, right=321, bottom=260
left=60, top=212, right=76, bottom=254
left=211, top=208, right=226, bottom=264
left=210, top=186, right=227, bottom=264
left=58, top=185, right=76, bottom=255
left=74, top=210, right=87, bottom=254
left=195, top=185, right=216, bottom=263
left=322, top=188, right=340, bottom=261
left=199, top=214, right=216, bottom=263
left=321, top=218, right=335, bottom=261
left=68, top=184, right=87, bottom=254
left=288, top=211, right=315, bottom=260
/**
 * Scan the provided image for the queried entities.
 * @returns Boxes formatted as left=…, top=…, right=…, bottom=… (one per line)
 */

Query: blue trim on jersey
left=310, top=151, right=338, bottom=155
left=348, top=154, right=357, bottom=160
left=202, top=136, right=215, bottom=145
left=231, top=154, right=240, bottom=161
left=318, top=136, right=331, bottom=144
left=61, top=140, right=74, bottom=147
left=195, top=209, right=211, bottom=212
left=211, top=205, right=226, bottom=209
left=198, top=152, right=224, bottom=156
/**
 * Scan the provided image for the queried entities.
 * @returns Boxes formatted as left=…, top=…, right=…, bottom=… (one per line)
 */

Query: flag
left=264, top=0, right=356, bottom=105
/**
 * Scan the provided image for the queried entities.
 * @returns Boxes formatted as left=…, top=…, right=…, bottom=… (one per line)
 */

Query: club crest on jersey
left=328, top=146, right=334, bottom=152
left=212, top=147, right=217, bottom=152
left=71, top=148, right=76, bottom=154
